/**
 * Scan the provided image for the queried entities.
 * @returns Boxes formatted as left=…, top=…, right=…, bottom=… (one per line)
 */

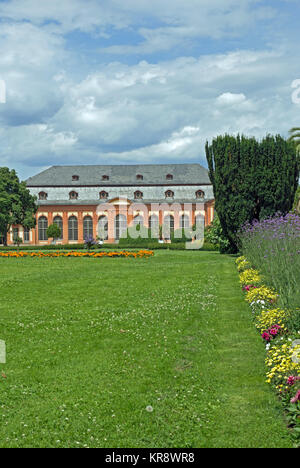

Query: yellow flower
left=239, top=269, right=261, bottom=285
left=245, top=285, right=277, bottom=304
left=255, top=308, right=289, bottom=333
left=265, top=342, right=300, bottom=387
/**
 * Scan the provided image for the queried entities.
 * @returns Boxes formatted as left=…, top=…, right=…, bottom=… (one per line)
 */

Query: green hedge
left=0, top=243, right=88, bottom=251
left=0, top=241, right=218, bottom=252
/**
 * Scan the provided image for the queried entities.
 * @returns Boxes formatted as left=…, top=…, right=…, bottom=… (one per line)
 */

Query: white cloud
left=0, top=22, right=66, bottom=127
left=216, top=92, right=247, bottom=105
left=215, top=92, right=257, bottom=111
left=0, top=0, right=277, bottom=54
left=0, top=0, right=299, bottom=180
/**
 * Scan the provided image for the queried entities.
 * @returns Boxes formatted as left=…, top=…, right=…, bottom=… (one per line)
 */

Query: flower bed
left=236, top=255, right=300, bottom=446
left=0, top=250, right=154, bottom=259
left=238, top=213, right=300, bottom=309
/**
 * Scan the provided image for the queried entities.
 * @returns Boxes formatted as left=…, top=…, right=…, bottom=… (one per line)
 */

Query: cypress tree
left=206, top=134, right=299, bottom=252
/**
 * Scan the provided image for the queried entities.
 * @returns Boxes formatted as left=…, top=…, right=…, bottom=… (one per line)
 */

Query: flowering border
left=236, top=256, right=300, bottom=447
left=0, top=250, right=154, bottom=259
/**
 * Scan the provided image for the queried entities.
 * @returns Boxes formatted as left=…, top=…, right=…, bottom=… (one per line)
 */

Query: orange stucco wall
left=6, top=201, right=215, bottom=246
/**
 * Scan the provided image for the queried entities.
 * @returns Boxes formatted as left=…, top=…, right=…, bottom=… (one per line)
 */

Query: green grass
left=0, top=251, right=292, bottom=448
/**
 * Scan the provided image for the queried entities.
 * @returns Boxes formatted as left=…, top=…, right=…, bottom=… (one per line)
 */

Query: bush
left=204, top=213, right=230, bottom=253
left=46, top=224, right=62, bottom=241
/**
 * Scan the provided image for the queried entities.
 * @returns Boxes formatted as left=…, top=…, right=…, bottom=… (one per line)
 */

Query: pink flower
left=287, top=376, right=296, bottom=386
left=290, top=390, right=300, bottom=404
left=262, top=332, right=271, bottom=342
left=287, top=376, right=300, bottom=387
left=242, top=284, right=257, bottom=291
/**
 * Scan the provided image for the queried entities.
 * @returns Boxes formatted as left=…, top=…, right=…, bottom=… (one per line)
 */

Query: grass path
left=0, top=251, right=292, bottom=447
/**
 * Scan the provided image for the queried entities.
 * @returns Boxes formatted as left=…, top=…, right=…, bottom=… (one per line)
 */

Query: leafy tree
left=13, top=235, right=23, bottom=251
left=204, top=213, right=230, bottom=253
left=206, top=134, right=299, bottom=252
left=0, top=167, right=37, bottom=245
left=46, top=224, right=62, bottom=241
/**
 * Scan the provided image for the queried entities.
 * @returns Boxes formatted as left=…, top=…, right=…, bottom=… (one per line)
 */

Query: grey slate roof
left=26, top=164, right=211, bottom=186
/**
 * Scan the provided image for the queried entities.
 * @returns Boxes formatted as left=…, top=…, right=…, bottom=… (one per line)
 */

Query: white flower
left=146, top=406, right=153, bottom=412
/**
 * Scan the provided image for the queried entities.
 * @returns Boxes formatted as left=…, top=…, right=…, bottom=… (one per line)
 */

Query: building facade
left=7, top=164, right=215, bottom=245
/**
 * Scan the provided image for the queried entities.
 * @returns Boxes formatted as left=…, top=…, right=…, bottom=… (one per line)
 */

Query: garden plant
left=237, top=213, right=300, bottom=446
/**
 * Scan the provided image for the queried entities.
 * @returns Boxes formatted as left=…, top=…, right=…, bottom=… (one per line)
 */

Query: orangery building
left=7, top=164, right=215, bottom=245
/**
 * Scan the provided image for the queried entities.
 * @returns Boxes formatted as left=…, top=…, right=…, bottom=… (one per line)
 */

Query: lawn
left=0, top=251, right=292, bottom=448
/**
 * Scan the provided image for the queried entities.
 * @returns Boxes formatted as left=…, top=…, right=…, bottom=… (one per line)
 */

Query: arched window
left=53, top=216, right=63, bottom=239
left=163, top=214, right=174, bottom=240
left=102, top=175, right=109, bottom=181
left=166, top=174, right=173, bottom=180
left=134, top=191, right=143, bottom=200
left=136, top=174, right=143, bottom=181
left=99, top=191, right=108, bottom=200
left=115, top=214, right=127, bottom=240
left=180, top=214, right=190, bottom=229
left=23, top=227, right=30, bottom=243
left=69, top=191, right=78, bottom=200
left=39, top=192, right=48, bottom=200
left=194, top=214, right=205, bottom=240
left=196, top=190, right=205, bottom=199
left=13, top=227, right=19, bottom=242
left=149, top=214, right=159, bottom=238
left=98, top=215, right=108, bottom=240
left=133, top=215, right=144, bottom=226
left=68, top=216, right=78, bottom=241
left=38, top=216, right=48, bottom=241
left=165, top=190, right=174, bottom=198
left=83, top=216, right=93, bottom=240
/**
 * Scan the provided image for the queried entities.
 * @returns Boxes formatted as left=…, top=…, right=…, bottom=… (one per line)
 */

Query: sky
left=0, top=0, right=299, bottom=181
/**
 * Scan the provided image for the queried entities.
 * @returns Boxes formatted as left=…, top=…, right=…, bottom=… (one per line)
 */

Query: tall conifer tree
left=206, top=134, right=299, bottom=252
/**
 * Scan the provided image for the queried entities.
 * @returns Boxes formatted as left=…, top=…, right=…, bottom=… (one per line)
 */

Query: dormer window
left=134, top=190, right=143, bottom=200
left=99, top=191, right=108, bottom=200
left=102, top=175, right=109, bottom=181
left=196, top=190, right=205, bottom=199
left=136, top=174, right=143, bottom=181
left=165, top=190, right=174, bottom=198
left=166, top=174, right=173, bottom=180
left=69, top=191, right=78, bottom=200
left=72, top=175, right=79, bottom=181
left=39, top=191, right=48, bottom=200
